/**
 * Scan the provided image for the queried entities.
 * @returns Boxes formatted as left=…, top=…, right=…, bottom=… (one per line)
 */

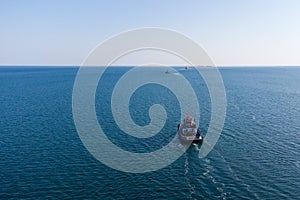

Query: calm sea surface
left=0, top=67, right=299, bottom=199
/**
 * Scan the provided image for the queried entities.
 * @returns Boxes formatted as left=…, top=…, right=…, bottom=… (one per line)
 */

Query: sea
left=0, top=66, right=299, bottom=199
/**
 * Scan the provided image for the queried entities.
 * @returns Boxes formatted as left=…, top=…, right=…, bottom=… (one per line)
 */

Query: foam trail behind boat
left=183, top=152, right=195, bottom=199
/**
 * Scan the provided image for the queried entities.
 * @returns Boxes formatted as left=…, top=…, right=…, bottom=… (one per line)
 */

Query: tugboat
left=177, top=116, right=203, bottom=144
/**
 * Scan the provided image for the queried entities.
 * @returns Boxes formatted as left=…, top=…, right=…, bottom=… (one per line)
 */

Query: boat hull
left=177, top=117, right=204, bottom=145
left=178, top=133, right=203, bottom=144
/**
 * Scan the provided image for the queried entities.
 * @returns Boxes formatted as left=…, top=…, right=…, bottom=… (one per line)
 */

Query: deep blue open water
left=0, top=66, right=299, bottom=199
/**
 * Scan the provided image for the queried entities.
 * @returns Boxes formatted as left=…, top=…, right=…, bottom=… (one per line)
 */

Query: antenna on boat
left=187, top=105, right=192, bottom=117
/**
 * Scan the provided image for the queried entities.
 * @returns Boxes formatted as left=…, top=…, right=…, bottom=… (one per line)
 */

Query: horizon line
left=0, top=64, right=300, bottom=68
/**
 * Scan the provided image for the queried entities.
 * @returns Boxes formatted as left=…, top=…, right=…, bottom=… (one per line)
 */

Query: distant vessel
left=177, top=116, right=203, bottom=144
left=165, top=70, right=172, bottom=74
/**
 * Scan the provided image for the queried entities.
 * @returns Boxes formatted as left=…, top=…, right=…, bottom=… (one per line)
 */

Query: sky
left=0, top=0, right=300, bottom=66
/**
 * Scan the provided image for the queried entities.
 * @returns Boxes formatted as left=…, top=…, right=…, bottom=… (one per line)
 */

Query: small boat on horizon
left=177, top=116, right=203, bottom=144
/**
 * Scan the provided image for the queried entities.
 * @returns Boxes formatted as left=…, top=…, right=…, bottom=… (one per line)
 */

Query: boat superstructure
left=177, top=116, right=203, bottom=144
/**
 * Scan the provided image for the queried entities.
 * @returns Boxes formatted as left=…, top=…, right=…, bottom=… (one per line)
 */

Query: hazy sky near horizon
left=0, top=0, right=300, bottom=66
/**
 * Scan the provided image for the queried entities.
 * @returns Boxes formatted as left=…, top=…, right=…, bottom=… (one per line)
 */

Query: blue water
left=0, top=66, right=299, bottom=199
